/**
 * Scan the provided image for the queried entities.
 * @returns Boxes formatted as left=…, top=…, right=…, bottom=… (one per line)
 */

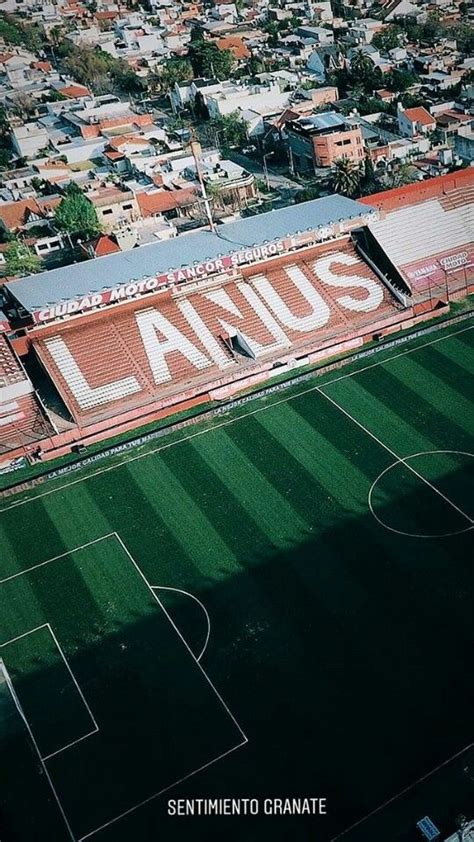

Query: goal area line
left=0, top=533, right=247, bottom=842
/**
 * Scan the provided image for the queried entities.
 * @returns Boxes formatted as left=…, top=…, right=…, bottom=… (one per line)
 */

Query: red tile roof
left=403, top=106, right=435, bottom=126
left=0, top=197, right=61, bottom=232
left=60, top=84, right=91, bottom=99
left=82, top=234, right=121, bottom=257
left=31, top=61, right=52, bottom=72
left=136, top=187, right=197, bottom=217
left=109, top=135, right=150, bottom=149
left=104, top=150, right=126, bottom=161
left=216, top=36, right=250, bottom=59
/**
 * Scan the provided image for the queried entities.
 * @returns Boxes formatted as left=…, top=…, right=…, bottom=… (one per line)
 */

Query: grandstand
left=362, top=168, right=474, bottom=302
left=31, top=237, right=403, bottom=428
left=0, top=332, right=54, bottom=457
left=0, top=171, right=472, bottom=469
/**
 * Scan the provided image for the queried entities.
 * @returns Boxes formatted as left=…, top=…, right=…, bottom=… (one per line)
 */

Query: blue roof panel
left=6, top=194, right=374, bottom=312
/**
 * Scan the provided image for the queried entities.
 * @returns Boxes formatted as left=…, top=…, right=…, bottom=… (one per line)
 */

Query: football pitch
left=0, top=319, right=473, bottom=842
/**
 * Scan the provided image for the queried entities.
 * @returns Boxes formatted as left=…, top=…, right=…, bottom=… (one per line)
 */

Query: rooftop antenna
left=190, top=132, right=216, bottom=233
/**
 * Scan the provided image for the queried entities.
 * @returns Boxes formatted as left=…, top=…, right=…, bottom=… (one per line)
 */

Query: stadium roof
left=5, top=195, right=374, bottom=313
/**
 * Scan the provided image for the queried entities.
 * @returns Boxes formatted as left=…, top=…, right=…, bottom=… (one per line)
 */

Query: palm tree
left=204, top=179, right=223, bottom=208
left=331, top=157, right=361, bottom=197
left=350, top=48, right=373, bottom=79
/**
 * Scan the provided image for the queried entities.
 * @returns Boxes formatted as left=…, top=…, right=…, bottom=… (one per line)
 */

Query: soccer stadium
left=0, top=169, right=473, bottom=841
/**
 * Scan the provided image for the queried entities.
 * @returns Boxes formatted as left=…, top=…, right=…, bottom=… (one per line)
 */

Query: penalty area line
left=78, top=739, right=248, bottom=842
left=114, top=532, right=247, bottom=743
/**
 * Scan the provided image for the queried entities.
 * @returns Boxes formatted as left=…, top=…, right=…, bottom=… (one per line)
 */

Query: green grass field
left=0, top=320, right=473, bottom=842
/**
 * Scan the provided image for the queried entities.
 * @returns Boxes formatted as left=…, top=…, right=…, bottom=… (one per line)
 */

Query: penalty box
left=0, top=533, right=246, bottom=841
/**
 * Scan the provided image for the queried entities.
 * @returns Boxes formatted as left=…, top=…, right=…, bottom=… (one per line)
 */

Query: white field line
left=151, top=585, right=211, bottom=662
left=0, top=533, right=116, bottom=585
left=0, top=656, right=76, bottom=841
left=44, top=623, right=98, bottom=756
left=368, top=450, right=474, bottom=538
left=316, top=387, right=473, bottom=527
left=114, top=532, right=247, bottom=742
left=0, top=622, right=49, bottom=647
left=0, top=622, right=98, bottom=761
left=330, top=739, right=474, bottom=841
left=78, top=740, right=248, bottom=842
left=79, top=532, right=247, bottom=841
left=0, top=533, right=247, bottom=841
left=42, top=729, right=99, bottom=761
left=0, top=323, right=472, bottom=514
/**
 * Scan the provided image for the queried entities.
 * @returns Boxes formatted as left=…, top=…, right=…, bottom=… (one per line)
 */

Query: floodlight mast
left=190, top=135, right=217, bottom=233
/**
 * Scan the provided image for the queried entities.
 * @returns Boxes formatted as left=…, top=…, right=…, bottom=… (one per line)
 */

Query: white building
left=11, top=124, right=50, bottom=159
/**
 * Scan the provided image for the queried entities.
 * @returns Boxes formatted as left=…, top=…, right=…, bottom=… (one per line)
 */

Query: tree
left=0, top=14, right=46, bottom=53
left=204, top=179, right=223, bottom=207
left=248, top=55, right=264, bottom=76
left=4, top=240, right=41, bottom=276
left=158, top=57, right=193, bottom=92
left=188, top=35, right=234, bottom=80
left=0, top=148, right=11, bottom=169
left=205, top=112, right=248, bottom=152
left=49, top=24, right=64, bottom=46
left=360, top=153, right=379, bottom=195
left=331, top=157, right=361, bottom=197
left=263, top=20, right=279, bottom=46
left=390, top=161, right=416, bottom=188
left=401, top=91, right=424, bottom=108
left=294, top=186, right=320, bottom=204
left=350, top=49, right=373, bottom=79
left=346, top=49, right=383, bottom=94
left=9, top=91, right=36, bottom=118
left=371, top=26, right=402, bottom=53
left=385, top=68, right=418, bottom=92
left=54, top=186, right=101, bottom=239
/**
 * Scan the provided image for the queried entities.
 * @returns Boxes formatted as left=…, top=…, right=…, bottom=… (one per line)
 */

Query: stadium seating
left=0, top=334, right=53, bottom=454
left=33, top=238, right=401, bottom=427
left=368, top=187, right=474, bottom=298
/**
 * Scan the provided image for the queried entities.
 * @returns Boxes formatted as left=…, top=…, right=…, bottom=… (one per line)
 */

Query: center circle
left=368, top=450, right=474, bottom=538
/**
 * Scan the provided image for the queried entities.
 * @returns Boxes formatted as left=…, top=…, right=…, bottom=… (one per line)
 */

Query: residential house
left=10, top=124, right=50, bottom=159
left=184, top=155, right=256, bottom=208
left=296, top=25, right=334, bottom=45
left=87, top=186, right=141, bottom=232
left=135, top=186, right=198, bottom=221
left=455, top=124, right=474, bottom=162
left=205, top=82, right=291, bottom=133
left=0, top=196, right=62, bottom=235
left=397, top=105, right=436, bottom=138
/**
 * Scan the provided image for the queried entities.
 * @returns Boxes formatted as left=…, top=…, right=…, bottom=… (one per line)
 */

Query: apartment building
left=286, top=112, right=365, bottom=172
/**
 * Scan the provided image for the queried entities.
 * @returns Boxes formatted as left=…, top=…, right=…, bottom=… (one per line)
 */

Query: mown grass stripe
left=159, top=442, right=270, bottom=566
left=0, top=500, right=105, bottom=645
left=452, top=329, right=474, bottom=351
left=290, top=389, right=393, bottom=485
left=84, top=465, right=198, bottom=587
left=191, top=429, right=309, bottom=545
left=411, top=344, right=474, bottom=401
left=382, top=355, right=473, bottom=435
left=126, top=455, right=240, bottom=582
left=255, top=401, right=381, bottom=517
left=325, top=368, right=470, bottom=459
left=223, top=414, right=333, bottom=525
